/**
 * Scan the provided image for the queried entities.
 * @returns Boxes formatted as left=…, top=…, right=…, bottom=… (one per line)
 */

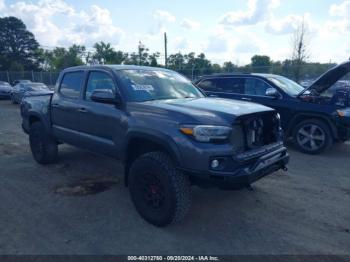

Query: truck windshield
left=118, top=69, right=204, bottom=102
left=268, top=76, right=305, bottom=96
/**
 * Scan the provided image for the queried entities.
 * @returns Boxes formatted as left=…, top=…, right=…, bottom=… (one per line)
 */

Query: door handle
left=241, top=97, right=252, bottom=101
left=52, top=103, right=60, bottom=108
left=78, top=108, right=88, bottom=113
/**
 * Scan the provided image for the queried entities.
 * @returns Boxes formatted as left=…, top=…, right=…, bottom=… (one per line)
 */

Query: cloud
left=0, top=0, right=5, bottom=11
left=265, top=15, right=302, bottom=34
left=330, top=0, right=350, bottom=17
left=66, top=5, right=124, bottom=46
left=219, top=0, right=280, bottom=26
left=206, top=36, right=228, bottom=53
left=173, top=37, right=189, bottom=50
left=180, top=18, right=200, bottom=30
left=324, top=1, right=350, bottom=34
left=153, top=9, right=176, bottom=23
left=0, top=0, right=124, bottom=47
left=151, top=9, right=176, bottom=35
left=265, top=13, right=317, bottom=35
left=235, top=41, right=260, bottom=54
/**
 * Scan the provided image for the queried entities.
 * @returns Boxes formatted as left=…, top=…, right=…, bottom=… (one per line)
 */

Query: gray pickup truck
left=21, top=65, right=289, bottom=227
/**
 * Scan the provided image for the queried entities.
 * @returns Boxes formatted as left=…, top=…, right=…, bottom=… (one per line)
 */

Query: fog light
left=211, top=159, right=220, bottom=169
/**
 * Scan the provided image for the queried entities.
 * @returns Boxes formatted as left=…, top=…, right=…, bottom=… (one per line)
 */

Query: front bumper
left=335, top=116, right=350, bottom=140
left=181, top=144, right=289, bottom=190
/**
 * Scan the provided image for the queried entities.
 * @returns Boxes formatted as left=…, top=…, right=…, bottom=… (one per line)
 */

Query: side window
left=197, top=79, right=219, bottom=92
left=85, top=71, right=116, bottom=101
left=244, top=78, right=271, bottom=96
left=218, top=78, right=244, bottom=94
left=60, top=71, right=84, bottom=99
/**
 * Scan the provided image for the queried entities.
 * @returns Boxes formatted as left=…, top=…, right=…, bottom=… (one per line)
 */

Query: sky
left=0, top=0, right=349, bottom=65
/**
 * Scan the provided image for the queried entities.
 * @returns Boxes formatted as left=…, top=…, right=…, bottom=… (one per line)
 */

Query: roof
left=64, top=64, right=172, bottom=72
left=194, top=72, right=282, bottom=82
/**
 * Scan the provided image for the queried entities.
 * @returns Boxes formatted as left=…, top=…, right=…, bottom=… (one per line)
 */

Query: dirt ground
left=0, top=99, right=349, bottom=255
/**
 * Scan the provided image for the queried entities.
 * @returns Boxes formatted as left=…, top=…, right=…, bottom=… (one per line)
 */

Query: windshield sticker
left=131, top=84, right=154, bottom=91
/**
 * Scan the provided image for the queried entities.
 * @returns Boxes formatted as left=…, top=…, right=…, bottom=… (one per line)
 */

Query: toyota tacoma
left=21, top=65, right=289, bottom=227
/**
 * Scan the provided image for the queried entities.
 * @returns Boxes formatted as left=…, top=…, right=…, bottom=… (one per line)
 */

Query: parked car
left=21, top=65, right=289, bottom=227
left=12, top=79, right=32, bottom=86
left=194, top=61, right=350, bottom=154
left=11, top=82, right=50, bottom=104
left=0, top=81, right=12, bottom=99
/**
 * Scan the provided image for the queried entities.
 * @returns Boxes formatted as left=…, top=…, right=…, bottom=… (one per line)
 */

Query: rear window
left=60, top=71, right=84, bottom=99
left=198, top=77, right=244, bottom=93
left=197, top=79, right=219, bottom=92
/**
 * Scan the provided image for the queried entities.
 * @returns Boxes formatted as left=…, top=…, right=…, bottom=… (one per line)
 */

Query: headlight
left=180, top=125, right=232, bottom=142
left=337, top=108, right=350, bottom=117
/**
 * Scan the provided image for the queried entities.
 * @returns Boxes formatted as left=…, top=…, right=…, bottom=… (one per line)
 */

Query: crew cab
left=21, top=65, right=289, bottom=227
left=194, top=61, right=350, bottom=154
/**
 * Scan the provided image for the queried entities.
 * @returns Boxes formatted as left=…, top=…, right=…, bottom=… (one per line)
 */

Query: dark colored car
left=12, top=79, right=32, bottom=86
left=11, top=82, right=50, bottom=104
left=194, top=61, right=350, bottom=154
left=0, top=81, right=12, bottom=99
left=20, top=65, right=289, bottom=227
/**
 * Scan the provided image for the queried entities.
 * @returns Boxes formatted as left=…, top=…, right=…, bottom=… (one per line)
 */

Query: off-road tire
left=128, top=151, right=191, bottom=227
left=29, top=122, right=58, bottom=164
left=292, top=119, right=333, bottom=154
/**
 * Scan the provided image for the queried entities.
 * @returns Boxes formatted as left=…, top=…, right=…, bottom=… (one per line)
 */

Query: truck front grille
left=231, top=112, right=281, bottom=152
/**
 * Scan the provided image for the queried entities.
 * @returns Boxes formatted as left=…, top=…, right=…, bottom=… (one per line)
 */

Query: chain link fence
left=0, top=64, right=338, bottom=88
left=0, top=71, right=59, bottom=88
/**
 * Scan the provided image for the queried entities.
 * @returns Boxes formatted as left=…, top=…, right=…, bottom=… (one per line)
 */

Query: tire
left=292, top=119, right=333, bottom=154
left=29, top=122, right=58, bottom=164
left=128, top=151, right=191, bottom=227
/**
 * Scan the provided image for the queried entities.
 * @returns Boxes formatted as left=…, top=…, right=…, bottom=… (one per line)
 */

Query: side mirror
left=265, top=88, right=280, bottom=98
left=90, top=89, right=121, bottom=105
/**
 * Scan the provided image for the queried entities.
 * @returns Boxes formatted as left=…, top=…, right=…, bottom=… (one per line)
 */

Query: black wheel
left=293, top=119, right=333, bottom=154
left=128, top=151, right=191, bottom=227
left=29, top=122, right=58, bottom=164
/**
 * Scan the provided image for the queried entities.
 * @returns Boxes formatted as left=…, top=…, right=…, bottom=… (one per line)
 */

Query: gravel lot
left=0, top=99, right=349, bottom=255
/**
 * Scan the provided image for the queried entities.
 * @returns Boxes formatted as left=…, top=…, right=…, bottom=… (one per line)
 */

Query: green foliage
left=93, top=42, right=128, bottom=64
left=251, top=55, right=272, bottom=73
left=0, top=16, right=41, bottom=70
left=41, top=45, right=86, bottom=71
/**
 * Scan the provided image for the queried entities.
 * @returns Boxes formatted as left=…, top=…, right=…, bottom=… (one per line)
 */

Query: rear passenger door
left=197, top=77, right=245, bottom=100
left=51, top=71, right=85, bottom=145
left=77, top=70, right=124, bottom=157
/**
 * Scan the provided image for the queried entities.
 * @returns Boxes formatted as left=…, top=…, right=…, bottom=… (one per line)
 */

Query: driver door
left=77, top=70, right=125, bottom=158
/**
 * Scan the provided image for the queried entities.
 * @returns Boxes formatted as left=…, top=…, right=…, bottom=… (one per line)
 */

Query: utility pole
left=164, top=32, right=168, bottom=68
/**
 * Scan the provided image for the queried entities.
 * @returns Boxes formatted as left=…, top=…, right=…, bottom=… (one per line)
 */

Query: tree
left=0, top=17, right=41, bottom=70
left=93, top=42, right=116, bottom=64
left=251, top=55, right=271, bottom=73
left=223, top=61, right=237, bottom=72
left=291, top=18, right=309, bottom=82
left=148, top=52, right=160, bottom=67
left=168, top=53, right=185, bottom=70
left=41, top=45, right=86, bottom=70
left=93, top=42, right=128, bottom=64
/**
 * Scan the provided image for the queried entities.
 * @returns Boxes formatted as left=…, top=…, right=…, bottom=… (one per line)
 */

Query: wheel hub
left=297, top=124, right=325, bottom=151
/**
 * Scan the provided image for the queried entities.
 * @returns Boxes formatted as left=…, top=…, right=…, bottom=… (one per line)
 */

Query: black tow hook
left=282, top=165, right=288, bottom=172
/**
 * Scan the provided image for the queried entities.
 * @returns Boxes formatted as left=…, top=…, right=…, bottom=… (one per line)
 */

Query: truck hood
left=24, top=90, right=54, bottom=96
left=134, top=97, right=274, bottom=125
left=304, top=61, right=350, bottom=94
